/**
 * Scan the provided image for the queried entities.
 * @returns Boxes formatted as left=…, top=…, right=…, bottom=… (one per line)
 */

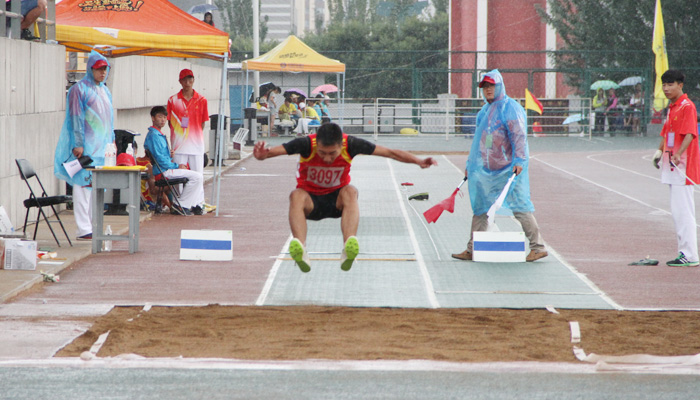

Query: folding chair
left=144, top=150, right=190, bottom=216
left=15, top=159, right=73, bottom=247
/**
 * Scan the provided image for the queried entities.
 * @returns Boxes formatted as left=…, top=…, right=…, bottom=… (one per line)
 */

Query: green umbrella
left=590, top=80, right=620, bottom=91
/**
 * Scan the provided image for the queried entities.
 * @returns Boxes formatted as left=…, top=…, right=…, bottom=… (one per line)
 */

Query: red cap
left=179, top=69, right=194, bottom=80
left=116, top=153, right=136, bottom=167
left=92, top=59, right=108, bottom=69
left=478, top=76, right=496, bottom=88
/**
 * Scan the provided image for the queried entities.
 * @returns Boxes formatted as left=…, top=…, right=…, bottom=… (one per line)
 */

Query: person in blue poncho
left=451, top=70, right=548, bottom=262
left=54, top=51, right=115, bottom=240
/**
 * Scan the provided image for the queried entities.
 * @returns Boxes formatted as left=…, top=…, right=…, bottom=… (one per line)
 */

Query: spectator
left=626, top=83, right=644, bottom=134
left=605, top=88, right=623, bottom=134
left=53, top=51, right=115, bottom=240
left=145, top=106, right=205, bottom=216
left=451, top=69, right=547, bottom=263
left=253, top=122, right=437, bottom=272
left=203, top=12, right=214, bottom=27
left=294, top=102, right=321, bottom=136
left=18, top=0, right=46, bottom=40
left=592, top=88, right=607, bottom=134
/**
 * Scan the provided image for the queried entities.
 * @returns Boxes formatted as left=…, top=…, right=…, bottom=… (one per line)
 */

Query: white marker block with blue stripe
left=180, top=230, right=233, bottom=261
left=473, top=231, right=527, bottom=262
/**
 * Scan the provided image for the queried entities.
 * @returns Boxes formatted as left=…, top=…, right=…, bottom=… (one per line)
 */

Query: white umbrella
left=562, top=114, right=584, bottom=125
left=618, top=76, right=644, bottom=87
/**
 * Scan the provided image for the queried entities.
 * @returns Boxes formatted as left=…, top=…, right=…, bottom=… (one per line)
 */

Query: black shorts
left=307, top=189, right=342, bottom=221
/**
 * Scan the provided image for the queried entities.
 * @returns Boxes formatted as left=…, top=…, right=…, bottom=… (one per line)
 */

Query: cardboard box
left=180, top=230, right=233, bottom=261
left=1, top=239, right=38, bottom=270
left=473, top=231, right=527, bottom=263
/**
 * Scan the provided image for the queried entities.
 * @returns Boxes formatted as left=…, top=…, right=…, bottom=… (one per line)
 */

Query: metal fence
left=326, top=96, right=593, bottom=139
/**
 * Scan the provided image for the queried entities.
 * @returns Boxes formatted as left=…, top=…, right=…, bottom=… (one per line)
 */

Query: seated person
left=143, top=106, right=205, bottom=216
left=133, top=141, right=171, bottom=212
left=278, top=96, right=299, bottom=121
left=18, top=0, right=47, bottom=40
left=294, top=102, right=321, bottom=135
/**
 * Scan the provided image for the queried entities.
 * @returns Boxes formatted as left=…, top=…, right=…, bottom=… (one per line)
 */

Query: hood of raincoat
left=480, top=69, right=506, bottom=104
left=54, top=50, right=114, bottom=187
left=85, top=51, right=111, bottom=85
left=466, top=69, right=534, bottom=215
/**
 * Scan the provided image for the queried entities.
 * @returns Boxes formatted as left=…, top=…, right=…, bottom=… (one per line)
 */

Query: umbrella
left=562, top=114, right=584, bottom=125
left=249, top=82, right=277, bottom=102
left=284, top=88, right=307, bottom=99
left=188, top=4, right=218, bottom=14
left=590, top=80, right=620, bottom=91
left=618, top=76, right=644, bottom=87
left=188, top=3, right=217, bottom=14
left=311, top=84, right=339, bottom=94
left=486, top=173, right=516, bottom=229
left=423, top=177, right=467, bottom=224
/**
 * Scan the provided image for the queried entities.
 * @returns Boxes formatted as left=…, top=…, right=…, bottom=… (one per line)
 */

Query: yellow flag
left=652, top=0, right=669, bottom=112
left=524, top=89, right=543, bottom=115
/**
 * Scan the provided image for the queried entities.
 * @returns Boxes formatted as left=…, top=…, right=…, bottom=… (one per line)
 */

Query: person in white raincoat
left=54, top=51, right=115, bottom=240
left=451, top=69, right=548, bottom=262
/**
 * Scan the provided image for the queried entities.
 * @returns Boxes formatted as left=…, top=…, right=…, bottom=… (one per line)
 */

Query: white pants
left=164, top=168, right=204, bottom=209
left=73, top=185, right=92, bottom=236
left=173, top=153, right=204, bottom=175
left=669, top=184, right=699, bottom=262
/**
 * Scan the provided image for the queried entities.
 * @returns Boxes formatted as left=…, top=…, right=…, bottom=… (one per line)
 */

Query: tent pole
left=212, top=56, right=228, bottom=217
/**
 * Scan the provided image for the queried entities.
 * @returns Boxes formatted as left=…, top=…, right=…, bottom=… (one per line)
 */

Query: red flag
left=525, top=89, right=544, bottom=115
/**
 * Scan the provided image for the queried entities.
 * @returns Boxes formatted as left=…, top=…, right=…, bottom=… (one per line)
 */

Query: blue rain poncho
left=467, top=69, right=534, bottom=215
left=54, top=51, right=114, bottom=187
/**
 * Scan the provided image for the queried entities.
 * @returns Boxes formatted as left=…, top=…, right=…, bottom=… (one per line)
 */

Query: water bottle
left=103, top=225, right=112, bottom=252
left=126, top=143, right=134, bottom=157
left=104, top=143, right=117, bottom=166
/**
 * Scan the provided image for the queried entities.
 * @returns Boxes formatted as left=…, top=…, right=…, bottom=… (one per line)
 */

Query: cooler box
left=473, top=231, right=527, bottom=263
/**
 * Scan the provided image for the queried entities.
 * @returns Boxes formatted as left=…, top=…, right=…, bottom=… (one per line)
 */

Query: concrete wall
left=0, top=38, right=66, bottom=232
left=0, top=38, right=226, bottom=233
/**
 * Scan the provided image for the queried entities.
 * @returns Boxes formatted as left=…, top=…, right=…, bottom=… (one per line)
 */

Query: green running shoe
left=340, top=236, right=359, bottom=271
left=289, top=238, right=311, bottom=273
left=667, top=252, right=700, bottom=267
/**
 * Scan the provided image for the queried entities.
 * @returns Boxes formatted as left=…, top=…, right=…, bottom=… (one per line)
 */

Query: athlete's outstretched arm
left=372, top=145, right=437, bottom=169
left=254, top=141, right=289, bottom=160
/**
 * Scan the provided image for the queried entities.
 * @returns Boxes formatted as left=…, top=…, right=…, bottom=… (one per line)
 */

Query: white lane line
left=531, top=155, right=670, bottom=216
left=255, top=235, right=294, bottom=306
left=387, top=159, right=440, bottom=308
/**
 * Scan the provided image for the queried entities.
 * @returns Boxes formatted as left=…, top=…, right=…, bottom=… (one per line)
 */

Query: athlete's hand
left=418, top=157, right=437, bottom=169
left=253, top=141, right=269, bottom=160
left=652, top=149, right=662, bottom=169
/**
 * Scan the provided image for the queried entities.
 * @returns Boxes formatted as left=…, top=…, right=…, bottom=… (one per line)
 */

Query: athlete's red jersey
left=296, top=134, right=353, bottom=195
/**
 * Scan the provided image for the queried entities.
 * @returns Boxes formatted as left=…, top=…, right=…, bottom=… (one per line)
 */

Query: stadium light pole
left=253, top=0, right=260, bottom=99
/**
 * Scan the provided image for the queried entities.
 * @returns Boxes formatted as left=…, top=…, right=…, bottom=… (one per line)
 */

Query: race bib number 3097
left=307, top=166, right=344, bottom=188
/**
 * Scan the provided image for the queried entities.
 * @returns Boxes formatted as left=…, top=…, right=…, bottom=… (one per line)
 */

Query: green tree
left=214, top=0, right=269, bottom=53
left=537, top=0, right=700, bottom=97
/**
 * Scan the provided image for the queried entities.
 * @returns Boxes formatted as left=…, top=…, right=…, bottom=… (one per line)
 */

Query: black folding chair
left=144, top=150, right=190, bottom=216
left=15, top=159, right=73, bottom=247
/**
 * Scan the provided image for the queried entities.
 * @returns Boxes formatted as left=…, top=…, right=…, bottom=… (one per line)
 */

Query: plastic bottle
left=126, top=143, right=134, bottom=157
left=103, top=225, right=112, bottom=252
left=104, top=143, right=117, bottom=166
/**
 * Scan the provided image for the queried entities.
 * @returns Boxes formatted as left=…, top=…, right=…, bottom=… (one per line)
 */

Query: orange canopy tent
left=55, top=0, right=230, bottom=213
left=55, top=0, right=229, bottom=60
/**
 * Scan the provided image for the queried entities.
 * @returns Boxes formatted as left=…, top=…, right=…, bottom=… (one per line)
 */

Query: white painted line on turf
left=256, top=235, right=294, bottom=306
left=531, top=156, right=671, bottom=216
left=545, top=245, right=623, bottom=310
left=387, top=159, right=440, bottom=308
left=404, top=194, right=443, bottom=261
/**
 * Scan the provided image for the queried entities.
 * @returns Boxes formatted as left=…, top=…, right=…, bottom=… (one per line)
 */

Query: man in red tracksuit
left=254, top=123, right=437, bottom=273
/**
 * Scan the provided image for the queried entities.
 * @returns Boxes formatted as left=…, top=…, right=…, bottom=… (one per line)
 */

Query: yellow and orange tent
left=242, top=35, right=345, bottom=73
left=56, top=0, right=229, bottom=60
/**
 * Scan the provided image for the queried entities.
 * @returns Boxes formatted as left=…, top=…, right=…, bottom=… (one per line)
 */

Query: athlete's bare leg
left=337, top=185, right=359, bottom=241
left=289, top=189, right=314, bottom=243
